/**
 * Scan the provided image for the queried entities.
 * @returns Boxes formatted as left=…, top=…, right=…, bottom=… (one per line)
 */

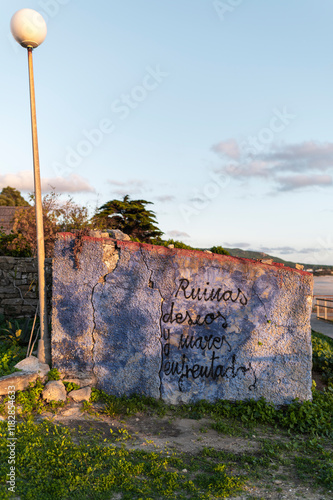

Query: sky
left=1, top=1, right=333, bottom=265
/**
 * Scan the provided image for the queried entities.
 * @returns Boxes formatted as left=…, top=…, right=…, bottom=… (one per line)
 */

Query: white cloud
left=107, top=178, right=151, bottom=197
left=224, top=160, right=271, bottom=179
left=261, top=246, right=297, bottom=255
left=108, top=179, right=144, bottom=187
left=212, top=140, right=333, bottom=192
left=167, top=230, right=190, bottom=239
left=0, top=171, right=95, bottom=193
left=211, top=139, right=240, bottom=160
left=260, top=246, right=319, bottom=255
left=223, top=242, right=251, bottom=248
left=156, top=195, right=175, bottom=202
left=262, top=141, right=333, bottom=172
left=276, top=174, right=332, bottom=191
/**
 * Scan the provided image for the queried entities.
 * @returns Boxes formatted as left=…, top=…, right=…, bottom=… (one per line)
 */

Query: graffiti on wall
left=160, top=278, right=257, bottom=393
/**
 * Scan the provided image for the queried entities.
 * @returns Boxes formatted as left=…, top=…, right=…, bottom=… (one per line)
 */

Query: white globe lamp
left=11, top=8, right=47, bottom=48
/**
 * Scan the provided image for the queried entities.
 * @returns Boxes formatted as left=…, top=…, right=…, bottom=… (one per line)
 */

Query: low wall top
left=52, top=234, right=313, bottom=405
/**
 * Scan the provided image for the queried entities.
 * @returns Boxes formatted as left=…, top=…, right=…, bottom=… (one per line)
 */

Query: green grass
left=312, top=330, right=333, bottom=387
left=88, top=388, right=333, bottom=437
left=0, top=326, right=332, bottom=498
left=0, top=340, right=26, bottom=378
left=0, top=420, right=245, bottom=499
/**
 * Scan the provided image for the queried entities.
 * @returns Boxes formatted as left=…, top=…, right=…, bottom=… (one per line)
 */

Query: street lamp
left=10, top=9, right=50, bottom=364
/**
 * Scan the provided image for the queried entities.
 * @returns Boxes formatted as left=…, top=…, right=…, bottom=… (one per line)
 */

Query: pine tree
left=93, top=195, right=163, bottom=242
left=0, top=186, right=30, bottom=206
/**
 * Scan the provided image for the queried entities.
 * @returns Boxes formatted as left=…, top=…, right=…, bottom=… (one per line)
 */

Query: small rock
left=167, top=244, right=174, bottom=249
left=260, top=259, right=273, bottom=265
left=60, top=405, right=83, bottom=417
left=15, top=356, right=50, bottom=378
left=0, top=372, right=41, bottom=396
left=42, top=381, right=67, bottom=402
left=63, top=377, right=94, bottom=387
left=88, top=230, right=109, bottom=238
left=68, top=386, right=91, bottom=402
left=204, top=250, right=212, bottom=254
left=106, top=229, right=131, bottom=241
left=182, top=469, right=188, bottom=473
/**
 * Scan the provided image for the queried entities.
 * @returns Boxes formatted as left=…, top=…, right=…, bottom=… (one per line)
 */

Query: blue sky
left=1, top=1, right=333, bottom=265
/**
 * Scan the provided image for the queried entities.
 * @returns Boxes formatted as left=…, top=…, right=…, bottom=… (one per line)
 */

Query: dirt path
left=36, top=402, right=332, bottom=500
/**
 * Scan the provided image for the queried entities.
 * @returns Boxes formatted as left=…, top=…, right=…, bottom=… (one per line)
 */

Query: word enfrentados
left=163, top=353, right=257, bottom=392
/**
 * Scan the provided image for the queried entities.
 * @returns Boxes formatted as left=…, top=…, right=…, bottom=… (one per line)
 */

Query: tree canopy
left=0, top=188, right=231, bottom=257
left=0, top=186, right=30, bottom=206
left=0, top=189, right=90, bottom=258
left=93, top=195, right=163, bottom=242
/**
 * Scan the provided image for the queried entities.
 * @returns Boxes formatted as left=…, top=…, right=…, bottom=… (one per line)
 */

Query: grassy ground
left=0, top=325, right=332, bottom=499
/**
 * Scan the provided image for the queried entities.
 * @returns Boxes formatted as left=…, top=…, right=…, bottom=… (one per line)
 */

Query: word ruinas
left=162, top=353, right=257, bottom=392
left=175, top=278, right=248, bottom=305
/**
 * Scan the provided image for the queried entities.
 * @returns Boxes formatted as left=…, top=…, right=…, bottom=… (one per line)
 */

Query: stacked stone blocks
left=0, top=256, right=52, bottom=319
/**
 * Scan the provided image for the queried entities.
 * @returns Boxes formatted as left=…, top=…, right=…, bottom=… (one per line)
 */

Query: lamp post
left=10, top=9, right=50, bottom=364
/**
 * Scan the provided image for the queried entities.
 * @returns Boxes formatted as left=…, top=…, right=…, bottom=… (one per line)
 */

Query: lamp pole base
left=37, top=339, right=51, bottom=365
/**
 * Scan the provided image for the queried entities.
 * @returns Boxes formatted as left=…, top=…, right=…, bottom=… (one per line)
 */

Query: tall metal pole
left=27, top=47, right=50, bottom=364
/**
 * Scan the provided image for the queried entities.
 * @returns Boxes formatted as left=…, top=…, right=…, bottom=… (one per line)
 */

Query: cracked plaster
left=52, top=234, right=313, bottom=405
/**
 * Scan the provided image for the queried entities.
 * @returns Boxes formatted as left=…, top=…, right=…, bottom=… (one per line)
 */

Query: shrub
left=210, top=245, right=230, bottom=256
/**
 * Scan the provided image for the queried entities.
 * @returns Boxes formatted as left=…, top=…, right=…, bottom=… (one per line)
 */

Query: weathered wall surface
left=0, top=257, right=52, bottom=319
left=52, top=234, right=313, bottom=405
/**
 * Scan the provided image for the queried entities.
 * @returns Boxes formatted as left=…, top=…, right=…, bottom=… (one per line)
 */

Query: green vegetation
left=0, top=420, right=246, bottom=500
left=0, top=323, right=332, bottom=498
left=0, top=187, right=231, bottom=257
left=47, top=368, right=61, bottom=381
left=0, top=315, right=28, bottom=377
left=0, top=190, right=90, bottom=258
left=0, top=381, right=332, bottom=498
left=0, top=317, right=34, bottom=346
left=210, top=246, right=230, bottom=256
left=0, top=186, right=29, bottom=207
left=312, top=330, right=333, bottom=387
left=0, top=229, right=32, bottom=257
left=0, top=341, right=25, bottom=378
left=93, top=194, right=163, bottom=242
left=153, top=239, right=198, bottom=250
left=89, top=388, right=333, bottom=437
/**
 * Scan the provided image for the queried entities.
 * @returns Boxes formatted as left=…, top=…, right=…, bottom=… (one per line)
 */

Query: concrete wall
left=0, top=256, right=52, bottom=319
left=52, top=234, right=313, bottom=405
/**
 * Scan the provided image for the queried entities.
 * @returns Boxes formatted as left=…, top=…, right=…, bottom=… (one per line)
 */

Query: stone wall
left=52, top=234, right=313, bottom=406
left=0, top=256, right=52, bottom=319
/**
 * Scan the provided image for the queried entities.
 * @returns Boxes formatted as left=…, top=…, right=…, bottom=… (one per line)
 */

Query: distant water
left=313, top=276, right=333, bottom=296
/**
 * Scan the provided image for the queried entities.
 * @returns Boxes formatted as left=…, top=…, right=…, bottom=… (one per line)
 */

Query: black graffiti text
left=162, top=353, right=257, bottom=392
left=178, top=333, right=231, bottom=352
left=175, top=278, right=248, bottom=306
left=162, top=302, right=228, bottom=327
